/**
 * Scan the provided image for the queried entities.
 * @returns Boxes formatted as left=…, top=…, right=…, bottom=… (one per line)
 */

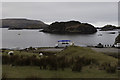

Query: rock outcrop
left=42, top=21, right=97, bottom=34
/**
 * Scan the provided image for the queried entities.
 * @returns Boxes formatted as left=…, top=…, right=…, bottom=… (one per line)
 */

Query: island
left=42, top=21, right=97, bottom=34
left=100, top=25, right=119, bottom=31
left=1, top=18, right=48, bottom=29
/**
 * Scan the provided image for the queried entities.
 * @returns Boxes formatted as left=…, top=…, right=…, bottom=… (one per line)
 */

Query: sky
left=1, top=0, right=120, bottom=2
left=2, top=2, right=119, bottom=27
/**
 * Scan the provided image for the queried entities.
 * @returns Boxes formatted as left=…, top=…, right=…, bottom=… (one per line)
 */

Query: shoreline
left=1, top=46, right=119, bottom=53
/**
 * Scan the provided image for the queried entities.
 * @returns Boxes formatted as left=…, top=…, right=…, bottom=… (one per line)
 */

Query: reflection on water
left=1, top=28, right=119, bottom=48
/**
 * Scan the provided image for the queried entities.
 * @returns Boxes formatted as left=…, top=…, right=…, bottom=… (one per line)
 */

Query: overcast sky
left=2, top=2, right=118, bottom=27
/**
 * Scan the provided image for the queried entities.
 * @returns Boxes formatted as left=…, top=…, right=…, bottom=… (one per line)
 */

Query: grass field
left=58, top=46, right=118, bottom=66
left=1, top=46, right=119, bottom=78
left=2, top=65, right=118, bottom=78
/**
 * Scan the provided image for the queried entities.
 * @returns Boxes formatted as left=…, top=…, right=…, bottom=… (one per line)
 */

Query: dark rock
left=42, top=20, right=97, bottom=34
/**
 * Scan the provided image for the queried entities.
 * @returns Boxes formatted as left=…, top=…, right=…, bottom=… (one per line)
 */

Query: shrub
left=72, top=57, right=83, bottom=72
left=47, top=56, right=58, bottom=70
left=105, top=64, right=117, bottom=73
left=25, top=75, right=40, bottom=80
left=2, top=73, right=7, bottom=80
left=57, top=56, right=67, bottom=71
left=100, top=62, right=117, bottom=73
left=2, top=55, right=10, bottom=64
left=2, top=54, right=41, bottom=66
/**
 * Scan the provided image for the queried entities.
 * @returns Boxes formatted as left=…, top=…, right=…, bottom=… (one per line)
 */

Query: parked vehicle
left=55, top=40, right=74, bottom=48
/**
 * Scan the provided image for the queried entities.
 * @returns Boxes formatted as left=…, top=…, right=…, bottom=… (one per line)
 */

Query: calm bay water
left=1, top=28, right=119, bottom=49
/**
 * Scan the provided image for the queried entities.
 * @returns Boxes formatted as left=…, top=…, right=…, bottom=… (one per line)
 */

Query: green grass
left=2, top=50, right=38, bottom=56
left=2, top=46, right=119, bottom=78
left=2, top=65, right=118, bottom=78
left=102, top=52, right=119, bottom=58
left=2, top=50, right=41, bottom=60
left=2, top=49, right=57, bottom=57
left=57, top=46, right=118, bottom=66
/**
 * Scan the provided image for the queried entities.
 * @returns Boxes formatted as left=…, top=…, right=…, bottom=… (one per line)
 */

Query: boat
left=108, top=32, right=116, bottom=34
left=18, top=33, right=21, bottom=35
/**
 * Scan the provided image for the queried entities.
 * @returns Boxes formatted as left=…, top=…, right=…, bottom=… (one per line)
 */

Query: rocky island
left=42, top=21, right=97, bottom=34
left=100, top=25, right=118, bottom=31
left=1, top=18, right=48, bottom=29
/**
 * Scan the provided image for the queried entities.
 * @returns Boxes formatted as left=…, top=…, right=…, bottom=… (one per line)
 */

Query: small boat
left=18, top=33, right=21, bottom=35
left=108, top=32, right=116, bottom=34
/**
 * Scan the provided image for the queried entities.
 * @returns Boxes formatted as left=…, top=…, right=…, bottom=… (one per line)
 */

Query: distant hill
left=42, top=21, right=97, bottom=34
left=1, top=18, right=48, bottom=29
left=100, top=25, right=119, bottom=31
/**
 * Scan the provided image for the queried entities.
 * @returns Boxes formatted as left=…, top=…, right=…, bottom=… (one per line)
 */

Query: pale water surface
left=1, top=28, right=119, bottom=49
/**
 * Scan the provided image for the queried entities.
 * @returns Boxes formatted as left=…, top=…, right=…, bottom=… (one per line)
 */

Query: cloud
left=2, top=2, right=118, bottom=26
left=1, top=0, right=119, bottom=2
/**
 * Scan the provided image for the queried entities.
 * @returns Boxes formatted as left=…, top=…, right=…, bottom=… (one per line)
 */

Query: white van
left=55, top=40, right=74, bottom=48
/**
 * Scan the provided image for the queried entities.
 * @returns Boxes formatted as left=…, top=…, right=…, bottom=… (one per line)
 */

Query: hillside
left=42, top=21, right=97, bottom=34
left=2, top=46, right=118, bottom=78
left=115, top=34, right=120, bottom=44
left=1, top=18, right=48, bottom=29
left=58, top=46, right=117, bottom=65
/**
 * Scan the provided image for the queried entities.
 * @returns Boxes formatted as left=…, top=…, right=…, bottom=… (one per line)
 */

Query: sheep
left=8, top=51, right=14, bottom=56
left=39, top=53, right=43, bottom=56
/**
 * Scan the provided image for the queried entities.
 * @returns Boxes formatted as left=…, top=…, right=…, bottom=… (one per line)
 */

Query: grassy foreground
left=2, top=46, right=119, bottom=78
left=2, top=65, right=118, bottom=78
left=58, top=46, right=118, bottom=66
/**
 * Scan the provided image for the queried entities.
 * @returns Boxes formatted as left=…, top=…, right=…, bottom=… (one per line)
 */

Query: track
left=91, top=48, right=120, bottom=53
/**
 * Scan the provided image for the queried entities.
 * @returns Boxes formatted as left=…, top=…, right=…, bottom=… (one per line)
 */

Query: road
left=39, top=47, right=119, bottom=53
left=91, top=48, right=120, bottom=53
left=40, top=48, right=64, bottom=52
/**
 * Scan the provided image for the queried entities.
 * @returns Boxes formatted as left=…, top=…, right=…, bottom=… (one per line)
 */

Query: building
left=96, top=43, right=104, bottom=48
left=114, top=43, right=120, bottom=48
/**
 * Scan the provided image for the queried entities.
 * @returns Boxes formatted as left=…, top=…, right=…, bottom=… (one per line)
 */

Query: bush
left=2, top=73, right=7, bottom=80
left=105, top=63, right=117, bottom=73
left=57, top=56, right=67, bottom=71
left=100, top=62, right=117, bottom=73
left=47, top=56, right=58, bottom=70
left=2, top=55, right=10, bottom=64
left=72, top=57, right=83, bottom=72
left=25, top=75, right=40, bottom=80
left=2, top=54, right=41, bottom=66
